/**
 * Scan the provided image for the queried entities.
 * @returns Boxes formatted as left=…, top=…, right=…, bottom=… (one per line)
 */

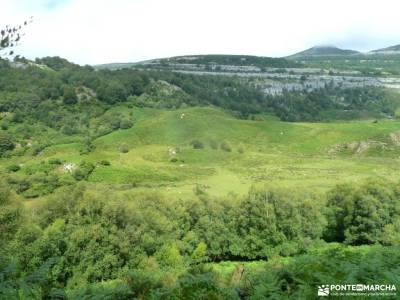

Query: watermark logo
left=318, top=285, right=330, bottom=296
left=317, top=284, right=397, bottom=297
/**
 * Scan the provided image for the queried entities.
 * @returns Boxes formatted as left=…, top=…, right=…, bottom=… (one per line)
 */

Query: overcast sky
left=2, top=0, right=400, bottom=65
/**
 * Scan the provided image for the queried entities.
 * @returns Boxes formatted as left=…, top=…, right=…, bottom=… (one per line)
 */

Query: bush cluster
left=1, top=178, right=399, bottom=298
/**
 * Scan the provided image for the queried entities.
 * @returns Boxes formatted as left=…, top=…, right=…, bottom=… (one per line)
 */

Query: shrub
left=62, top=86, right=78, bottom=105
left=190, top=139, right=204, bottom=149
left=220, top=141, right=232, bottom=152
left=119, top=144, right=129, bottom=153
left=72, top=161, right=95, bottom=181
left=248, top=244, right=400, bottom=300
left=11, top=111, right=24, bottom=123
left=61, top=124, right=79, bottom=135
left=95, top=125, right=113, bottom=137
left=209, top=139, right=218, bottom=150
left=7, top=177, right=32, bottom=194
left=99, top=160, right=111, bottom=166
left=120, top=119, right=133, bottom=129
left=49, top=158, right=62, bottom=165
left=126, top=270, right=163, bottom=298
left=110, top=118, right=122, bottom=130
left=80, top=138, right=95, bottom=155
left=0, top=133, right=15, bottom=154
left=152, top=271, right=239, bottom=300
left=32, top=144, right=48, bottom=156
left=193, top=183, right=207, bottom=195
left=6, top=164, right=21, bottom=172
left=1, top=122, right=8, bottom=130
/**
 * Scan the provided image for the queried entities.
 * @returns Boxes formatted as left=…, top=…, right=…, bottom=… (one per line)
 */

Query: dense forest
left=266, top=85, right=395, bottom=121
left=1, top=178, right=400, bottom=298
left=0, top=56, right=395, bottom=127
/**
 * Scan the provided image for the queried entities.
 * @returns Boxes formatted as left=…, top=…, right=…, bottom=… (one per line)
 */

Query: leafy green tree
left=0, top=184, right=22, bottom=250
left=191, top=242, right=208, bottom=263
left=156, top=244, right=184, bottom=267
left=62, top=85, right=78, bottom=105
left=381, top=218, right=400, bottom=245
left=236, top=190, right=282, bottom=258
left=0, top=133, right=14, bottom=155
left=97, top=81, right=128, bottom=104
left=325, top=180, right=400, bottom=245
left=126, top=269, right=162, bottom=298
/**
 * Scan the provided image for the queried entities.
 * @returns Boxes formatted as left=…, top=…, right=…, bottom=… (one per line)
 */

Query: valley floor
left=5, top=105, right=399, bottom=205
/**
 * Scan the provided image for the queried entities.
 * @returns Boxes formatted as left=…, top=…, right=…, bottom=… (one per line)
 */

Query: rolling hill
left=369, top=44, right=400, bottom=54
left=4, top=105, right=400, bottom=201
left=289, top=45, right=361, bottom=58
left=95, top=54, right=299, bottom=70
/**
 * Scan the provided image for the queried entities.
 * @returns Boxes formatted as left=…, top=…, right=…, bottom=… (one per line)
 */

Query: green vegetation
left=97, top=54, right=300, bottom=70
left=1, top=56, right=397, bottom=126
left=290, top=53, right=400, bottom=75
left=267, top=85, right=396, bottom=121
left=1, top=179, right=400, bottom=298
left=289, top=46, right=361, bottom=58
left=160, top=54, right=299, bottom=68
left=1, top=55, right=400, bottom=298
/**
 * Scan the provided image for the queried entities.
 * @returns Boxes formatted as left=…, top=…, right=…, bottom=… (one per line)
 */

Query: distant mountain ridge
left=289, top=46, right=360, bottom=58
left=94, top=43, right=400, bottom=70
left=95, top=54, right=299, bottom=70
left=369, top=44, right=400, bottom=54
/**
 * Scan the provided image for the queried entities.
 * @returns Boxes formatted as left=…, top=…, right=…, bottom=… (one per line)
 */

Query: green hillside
left=2, top=57, right=400, bottom=299
left=96, top=54, right=299, bottom=70
left=370, top=44, right=400, bottom=54
left=290, top=52, right=400, bottom=75
left=3, top=105, right=400, bottom=203
left=289, top=46, right=360, bottom=58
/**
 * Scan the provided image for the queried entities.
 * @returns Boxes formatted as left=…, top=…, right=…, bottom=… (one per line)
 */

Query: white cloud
left=2, top=0, right=400, bottom=64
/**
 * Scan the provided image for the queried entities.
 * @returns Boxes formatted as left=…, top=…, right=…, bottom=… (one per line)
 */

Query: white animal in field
left=180, top=113, right=186, bottom=119
left=63, top=163, right=76, bottom=173
left=168, top=148, right=177, bottom=156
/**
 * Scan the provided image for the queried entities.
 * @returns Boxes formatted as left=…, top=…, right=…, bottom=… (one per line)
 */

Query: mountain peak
left=289, top=45, right=360, bottom=58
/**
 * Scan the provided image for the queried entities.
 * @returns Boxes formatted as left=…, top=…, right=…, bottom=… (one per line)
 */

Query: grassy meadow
left=4, top=105, right=399, bottom=206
